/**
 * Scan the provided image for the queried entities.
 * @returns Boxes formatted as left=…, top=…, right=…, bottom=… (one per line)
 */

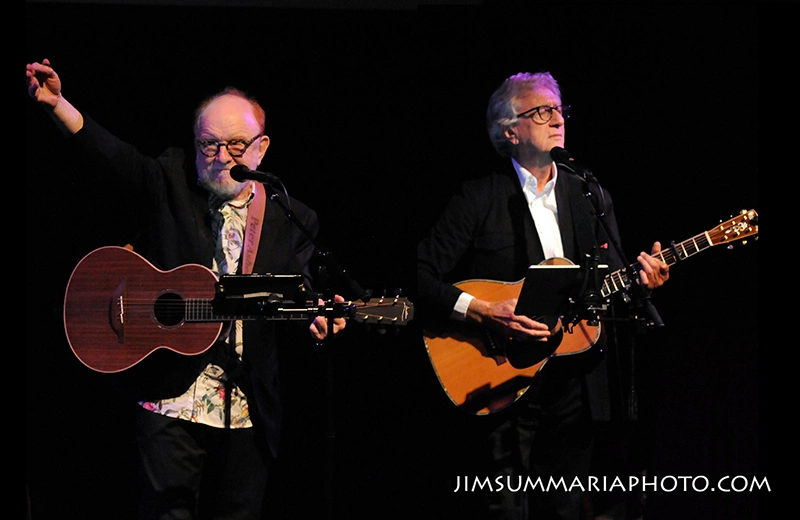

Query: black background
left=26, top=2, right=765, bottom=519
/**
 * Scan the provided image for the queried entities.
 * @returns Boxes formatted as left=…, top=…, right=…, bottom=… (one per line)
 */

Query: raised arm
left=26, top=58, right=84, bottom=135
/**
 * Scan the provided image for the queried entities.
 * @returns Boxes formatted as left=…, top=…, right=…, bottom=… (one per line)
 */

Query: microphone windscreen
left=549, top=146, right=571, bottom=163
left=229, top=164, right=249, bottom=181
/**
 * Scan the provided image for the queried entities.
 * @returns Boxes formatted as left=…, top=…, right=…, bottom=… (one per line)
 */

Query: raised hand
left=26, top=58, right=62, bottom=108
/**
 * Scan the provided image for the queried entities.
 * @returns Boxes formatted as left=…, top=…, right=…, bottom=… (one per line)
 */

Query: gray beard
left=198, top=176, right=243, bottom=202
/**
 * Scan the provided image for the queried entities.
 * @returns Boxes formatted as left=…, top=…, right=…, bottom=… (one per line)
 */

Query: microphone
left=549, top=146, right=595, bottom=182
left=230, top=164, right=281, bottom=185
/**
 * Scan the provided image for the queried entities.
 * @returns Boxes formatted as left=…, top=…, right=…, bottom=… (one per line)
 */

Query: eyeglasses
left=515, top=105, right=571, bottom=124
left=196, top=135, right=261, bottom=157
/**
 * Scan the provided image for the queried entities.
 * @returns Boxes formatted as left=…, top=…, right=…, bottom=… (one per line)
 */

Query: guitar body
left=423, top=275, right=601, bottom=416
left=64, top=246, right=223, bottom=373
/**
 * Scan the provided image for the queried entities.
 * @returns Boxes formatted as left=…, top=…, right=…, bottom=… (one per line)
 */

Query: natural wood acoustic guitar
left=423, top=209, right=758, bottom=415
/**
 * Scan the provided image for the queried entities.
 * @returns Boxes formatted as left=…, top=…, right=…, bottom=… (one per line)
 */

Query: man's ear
left=257, top=135, right=271, bottom=162
left=503, top=127, right=519, bottom=146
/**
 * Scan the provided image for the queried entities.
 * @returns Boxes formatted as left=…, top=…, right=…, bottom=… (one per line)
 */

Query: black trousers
left=134, top=407, right=270, bottom=520
left=454, top=362, right=595, bottom=520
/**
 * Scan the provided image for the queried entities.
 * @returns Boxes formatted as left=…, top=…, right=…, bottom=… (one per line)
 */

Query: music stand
left=514, top=262, right=608, bottom=320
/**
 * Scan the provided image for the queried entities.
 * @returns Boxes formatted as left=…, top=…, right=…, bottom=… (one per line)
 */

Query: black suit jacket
left=417, top=161, right=627, bottom=420
left=73, top=116, right=319, bottom=457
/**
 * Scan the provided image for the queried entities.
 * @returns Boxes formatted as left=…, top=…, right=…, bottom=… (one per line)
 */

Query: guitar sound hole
left=153, top=292, right=185, bottom=327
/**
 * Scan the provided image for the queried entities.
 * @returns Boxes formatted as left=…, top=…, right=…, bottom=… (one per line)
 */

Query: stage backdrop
left=26, top=3, right=763, bottom=519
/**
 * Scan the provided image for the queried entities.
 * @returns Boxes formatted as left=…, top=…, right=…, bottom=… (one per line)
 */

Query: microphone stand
left=568, top=246, right=606, bottom=328
left=557, top=161, right=664, bottom=421
left=261, top=180, right=369, bottom=519
left=263, top=182, right=370, bottom=302
left=557, top=160, right=664, bottom=329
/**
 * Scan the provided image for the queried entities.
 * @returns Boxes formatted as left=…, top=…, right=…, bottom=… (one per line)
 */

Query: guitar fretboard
left=179, top=297, right=413, bottom=325
left=182, top=299, right=346, bottom=322
left=601, top=231, right=712, bottom=298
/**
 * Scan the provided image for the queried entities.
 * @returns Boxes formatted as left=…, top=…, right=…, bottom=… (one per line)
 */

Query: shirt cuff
left=451, top=292, right=475, bottom=321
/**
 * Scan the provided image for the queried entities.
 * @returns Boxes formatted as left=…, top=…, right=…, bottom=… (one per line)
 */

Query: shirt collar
left=208, top=183, right=255, bottom=212
left=512, top=158, right=559, bottom=196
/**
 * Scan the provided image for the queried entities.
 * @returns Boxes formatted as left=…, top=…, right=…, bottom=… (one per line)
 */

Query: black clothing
left=134, top=407, right=271, bottom=520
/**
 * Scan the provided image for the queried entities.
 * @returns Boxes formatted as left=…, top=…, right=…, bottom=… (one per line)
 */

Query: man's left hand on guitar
left=309, top=294, right=348, bottom=342
left=637, top=241, right=671, bottom=289
left=466, top=297, right=553, bottom=343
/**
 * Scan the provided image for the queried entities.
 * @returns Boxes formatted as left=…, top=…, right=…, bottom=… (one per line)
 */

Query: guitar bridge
left=110, top=277, right=125, bottom=343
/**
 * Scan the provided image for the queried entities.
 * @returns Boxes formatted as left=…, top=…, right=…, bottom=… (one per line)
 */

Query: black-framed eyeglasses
left=196, top=135, right=261, bottom=157
left=515, top=105, right=571, bottom=124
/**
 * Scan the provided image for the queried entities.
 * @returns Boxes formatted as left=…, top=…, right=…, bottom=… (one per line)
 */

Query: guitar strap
left=223, top=181, right=267, bottom=429
left=241, top=180, right=267, bottom=276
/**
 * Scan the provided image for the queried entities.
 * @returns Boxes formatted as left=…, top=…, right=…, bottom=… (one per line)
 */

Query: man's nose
left=215, top=144, right=233, bottom=161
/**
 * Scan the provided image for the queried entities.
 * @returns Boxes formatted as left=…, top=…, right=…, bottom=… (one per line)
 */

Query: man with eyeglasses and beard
left=417, top=71, right=670, bottom=519
left=26, top=58, right=345, bottom=520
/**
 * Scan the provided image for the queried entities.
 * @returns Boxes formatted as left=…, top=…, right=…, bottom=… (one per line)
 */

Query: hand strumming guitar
left=466, top=297, right=553, bottom=343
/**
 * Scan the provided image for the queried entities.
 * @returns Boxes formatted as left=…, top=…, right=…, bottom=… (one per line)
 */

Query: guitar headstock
left=708, top=209, right=758, bottom=248
left=349, top=296, right=414, bottom=327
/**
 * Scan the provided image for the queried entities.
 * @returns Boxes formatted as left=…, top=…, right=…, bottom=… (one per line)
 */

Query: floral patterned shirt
left=139, top=191, right=254, bottom=429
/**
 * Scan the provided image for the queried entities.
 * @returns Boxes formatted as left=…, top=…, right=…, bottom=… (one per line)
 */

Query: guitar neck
left=600, top=207, right=759, bottom=299
left=600, top=231, right=710, bottom=298
left=182, top=296, right=414, bottom=326
left=184, top=299, right=352, bottom=322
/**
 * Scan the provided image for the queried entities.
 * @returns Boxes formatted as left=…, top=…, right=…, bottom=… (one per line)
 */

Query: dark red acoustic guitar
left=63, top=246, right=413, bottom=373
